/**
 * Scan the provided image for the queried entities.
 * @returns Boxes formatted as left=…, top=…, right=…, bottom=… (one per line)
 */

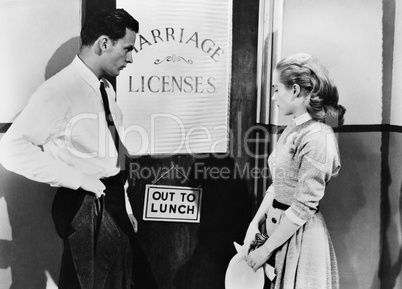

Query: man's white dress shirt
left=0, top=55, right=133, bottom=212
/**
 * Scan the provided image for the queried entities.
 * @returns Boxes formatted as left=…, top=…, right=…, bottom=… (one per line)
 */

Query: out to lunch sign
left=116, top=0, right=232, bottom=155
left=143, top=185, right=203, bottom=223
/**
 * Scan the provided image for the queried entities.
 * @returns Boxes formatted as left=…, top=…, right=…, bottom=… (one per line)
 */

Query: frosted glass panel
left=117, top=0, right=232, bottom=154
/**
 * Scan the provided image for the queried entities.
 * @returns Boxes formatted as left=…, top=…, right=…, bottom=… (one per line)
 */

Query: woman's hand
left=246, top=244, right=272, bottom=272
left=241, top=222, right=260, bottom=260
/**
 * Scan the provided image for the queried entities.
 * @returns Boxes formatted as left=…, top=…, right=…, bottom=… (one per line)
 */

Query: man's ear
left=99, top=36, right=110, bottom=52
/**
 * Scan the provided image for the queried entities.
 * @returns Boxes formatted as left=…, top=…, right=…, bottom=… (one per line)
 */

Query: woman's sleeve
left=285, top=125, right=340, bottom=225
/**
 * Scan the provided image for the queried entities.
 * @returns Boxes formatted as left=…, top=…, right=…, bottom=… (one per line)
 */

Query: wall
left=279, top=0, right=383, bottom=127
left=0, top=0, right=82, bottom=288
left=0, top=0, right=82, bottom=123
left=384, top=132, right=402, bottom=289
left=279, top=0, right=401, bottom=288
left=390, top=0, right=402, bottom=127
left=383, top=1, right=402, bottom=288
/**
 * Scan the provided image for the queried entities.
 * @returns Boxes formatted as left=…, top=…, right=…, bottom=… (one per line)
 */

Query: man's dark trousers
left=52, top=171, right=158, bottom=289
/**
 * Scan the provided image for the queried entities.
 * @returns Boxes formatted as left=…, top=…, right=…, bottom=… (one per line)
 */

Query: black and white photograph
left=0, top=0, right=401, bottom=288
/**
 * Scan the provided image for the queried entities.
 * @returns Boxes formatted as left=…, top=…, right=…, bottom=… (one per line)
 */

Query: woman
left=242, top=53, right=345, bottom=289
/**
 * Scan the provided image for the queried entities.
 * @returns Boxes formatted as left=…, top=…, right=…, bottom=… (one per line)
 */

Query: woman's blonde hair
left=276, top=53, right=346, bottom=125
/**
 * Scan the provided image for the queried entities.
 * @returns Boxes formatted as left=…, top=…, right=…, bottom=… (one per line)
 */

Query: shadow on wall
left=0, top=36, right=80, bottom=289
left=0, top=170, right=60, bottom=289
left=378, top=135, right=402, bottom=289
left=378, top=175, right=402, bottom=289
left=321, top=133, right=367, bottom=289
left=45, top=37, right=80, bottom=80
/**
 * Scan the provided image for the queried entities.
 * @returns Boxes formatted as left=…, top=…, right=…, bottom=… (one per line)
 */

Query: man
left=0, top=8, right=157, bottom=289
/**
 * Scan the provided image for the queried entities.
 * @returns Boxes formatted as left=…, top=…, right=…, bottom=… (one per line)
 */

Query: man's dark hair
left=81, top=8, right=139, bottom=47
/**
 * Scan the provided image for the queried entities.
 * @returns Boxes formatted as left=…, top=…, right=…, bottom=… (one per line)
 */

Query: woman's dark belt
left=272, top=199, right=290, bottom=210
left=272, top=199, right=319, bottom=212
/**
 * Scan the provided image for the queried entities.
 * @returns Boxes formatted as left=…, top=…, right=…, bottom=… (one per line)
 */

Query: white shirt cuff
left=58, top=169, right=84, bottom=190
left=285, top=207, right=306, bottom=226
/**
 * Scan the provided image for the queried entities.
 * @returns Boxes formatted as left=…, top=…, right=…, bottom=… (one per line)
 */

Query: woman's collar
left=292, top=112, right=312, bottom=126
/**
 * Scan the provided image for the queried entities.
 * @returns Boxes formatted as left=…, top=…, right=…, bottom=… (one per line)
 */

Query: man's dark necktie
left=99, top=81, right=128, bottom=171
left=96, top=82, right=129, bottom=218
